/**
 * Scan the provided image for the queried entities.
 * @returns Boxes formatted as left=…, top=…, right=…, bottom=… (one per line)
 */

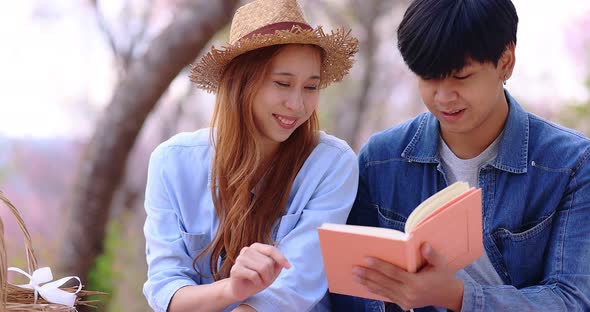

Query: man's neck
left=441, top=99, right=509, bottom=159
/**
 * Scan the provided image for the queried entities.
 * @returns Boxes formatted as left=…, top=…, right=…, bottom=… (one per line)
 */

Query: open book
left=318, top=182, right=483, bottom=301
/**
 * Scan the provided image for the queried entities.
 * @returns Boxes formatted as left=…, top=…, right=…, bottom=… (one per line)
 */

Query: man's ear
left=499, top=43, right=516, bottom=80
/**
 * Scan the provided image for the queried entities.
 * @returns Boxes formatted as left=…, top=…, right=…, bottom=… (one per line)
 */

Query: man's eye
left=454, top=74, right=472, bottom=80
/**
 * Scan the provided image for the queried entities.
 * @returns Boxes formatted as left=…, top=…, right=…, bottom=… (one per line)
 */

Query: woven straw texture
left=0, top=191, right=102, bottom=311
left=190, top=0, right=359, bottom=93
left=229, top=0, right=307, bottom=44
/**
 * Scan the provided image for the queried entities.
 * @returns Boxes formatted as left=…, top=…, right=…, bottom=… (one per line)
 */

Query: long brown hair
left=194, top=45, right=320, bottom=280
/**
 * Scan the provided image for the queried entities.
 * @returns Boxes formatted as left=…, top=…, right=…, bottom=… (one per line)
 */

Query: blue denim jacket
left=332, top=91, right=590, bottom=311
left=143, top=128, right=358, bottom=312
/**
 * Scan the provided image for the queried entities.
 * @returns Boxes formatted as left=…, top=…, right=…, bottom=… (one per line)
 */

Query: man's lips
left=441, top=108, right=465, bottom=116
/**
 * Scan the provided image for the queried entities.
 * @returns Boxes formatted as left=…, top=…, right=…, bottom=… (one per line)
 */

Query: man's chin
left=439, top=124, right=473, bottom=136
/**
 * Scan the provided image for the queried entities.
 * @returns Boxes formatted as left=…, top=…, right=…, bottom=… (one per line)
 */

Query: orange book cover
left=317, top=187, right=482, bottom=302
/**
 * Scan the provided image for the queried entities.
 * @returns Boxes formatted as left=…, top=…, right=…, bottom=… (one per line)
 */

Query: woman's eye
left=305, top=86, right=319, bottom=91
left=274, top=81, right=290, bottom=87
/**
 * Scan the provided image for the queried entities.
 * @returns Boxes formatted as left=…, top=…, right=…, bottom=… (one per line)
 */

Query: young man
left=331, top=0, right=590, bottom=311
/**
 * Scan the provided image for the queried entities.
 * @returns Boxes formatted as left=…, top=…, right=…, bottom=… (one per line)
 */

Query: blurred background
left=0, top=0, right=589, bottom=311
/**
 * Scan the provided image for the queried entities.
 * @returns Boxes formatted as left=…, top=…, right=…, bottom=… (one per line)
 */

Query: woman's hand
left=225, top=243, right=291, bottom=302
left=231, top=304, right=257, bottom=312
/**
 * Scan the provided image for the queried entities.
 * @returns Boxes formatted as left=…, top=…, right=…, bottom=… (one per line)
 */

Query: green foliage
left=0, top=167, right=6, bottom=183
left=558, top=54, right=590, bottom=136
left=86, top=219, right=122, bottom=311
left=559, top=100, right=590, bottom=137
left=85, top=210, right=151, bottom=312
left=0, top=140, right=10, bottom=183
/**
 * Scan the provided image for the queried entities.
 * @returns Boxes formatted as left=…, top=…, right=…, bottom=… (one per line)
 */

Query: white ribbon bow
left=7, top=266, right=82, bottom=307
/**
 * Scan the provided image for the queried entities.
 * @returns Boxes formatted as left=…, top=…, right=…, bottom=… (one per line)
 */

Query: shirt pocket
left=491, top=211, right=555, bottom=288
left=377, top=204, right=406, bottom=232
left=178, top=224, right=210, bottom=260
left=274, top=212, right=302, bottom=241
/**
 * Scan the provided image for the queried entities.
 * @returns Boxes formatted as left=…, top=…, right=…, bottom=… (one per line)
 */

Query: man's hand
left=224, top=243, right=291, bottom=302
left=353, top=243, right=464, bottom=311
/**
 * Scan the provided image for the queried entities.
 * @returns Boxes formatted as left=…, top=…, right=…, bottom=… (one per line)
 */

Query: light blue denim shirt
left=331, top=90, right=590, bottom=311
left=143, top=128, right=359, bottom=312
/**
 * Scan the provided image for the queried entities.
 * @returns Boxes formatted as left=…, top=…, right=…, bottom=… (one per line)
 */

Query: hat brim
left=190, top=26, right=359, bottom=93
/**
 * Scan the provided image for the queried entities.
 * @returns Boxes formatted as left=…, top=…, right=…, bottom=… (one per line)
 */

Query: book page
left=319, top=223, right=409, bottom=241
left=407, top=188, right=483, bottom=272
left=404, top=182, right=469, bottom=232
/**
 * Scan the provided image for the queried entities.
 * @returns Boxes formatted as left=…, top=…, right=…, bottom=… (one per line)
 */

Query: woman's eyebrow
left=272, top=72, right=321, bottom=80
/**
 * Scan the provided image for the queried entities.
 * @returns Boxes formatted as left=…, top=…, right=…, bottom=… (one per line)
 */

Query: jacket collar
left=401, top=90, right=529, bottom=174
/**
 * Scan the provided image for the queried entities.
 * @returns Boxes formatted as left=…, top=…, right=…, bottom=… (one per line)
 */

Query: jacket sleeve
left=346, top=143, right=379, bottom=227
left=462, top=148, right=590, bottom=311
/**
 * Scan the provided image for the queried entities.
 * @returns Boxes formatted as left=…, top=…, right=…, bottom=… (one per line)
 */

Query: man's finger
left=353, top=266, right=404, bottom=289
left=363, top=256, right=409, bottom=281
left=353, top=266, right=405, bottom=304
left=420, top=243, right=448, bottom=268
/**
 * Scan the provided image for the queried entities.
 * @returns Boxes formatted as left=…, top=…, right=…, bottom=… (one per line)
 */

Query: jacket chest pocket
left=491, top=211, right=555, bottom=288
left=377, top=204, right=406, bottom=232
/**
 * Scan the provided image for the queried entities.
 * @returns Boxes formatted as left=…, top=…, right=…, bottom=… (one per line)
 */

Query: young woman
left=143, top=0, right=359, bottom=311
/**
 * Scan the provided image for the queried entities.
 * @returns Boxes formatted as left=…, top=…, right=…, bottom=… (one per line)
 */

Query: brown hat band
left=240, top=22, right=313, bottom=42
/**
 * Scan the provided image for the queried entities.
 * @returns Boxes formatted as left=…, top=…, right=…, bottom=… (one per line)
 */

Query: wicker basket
left=1, top=191, right=102, bottom=311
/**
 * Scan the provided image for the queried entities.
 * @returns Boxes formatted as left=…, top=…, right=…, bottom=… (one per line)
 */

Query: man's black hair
left=397, top=0, right=518, bottom=79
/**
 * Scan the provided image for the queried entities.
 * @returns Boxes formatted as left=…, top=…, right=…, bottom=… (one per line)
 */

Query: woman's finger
left=236, top=247, right=278, bottom=285
left=249, top=243, right=291, bottom=269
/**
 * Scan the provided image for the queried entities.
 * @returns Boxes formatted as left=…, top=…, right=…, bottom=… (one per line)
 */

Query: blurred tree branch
left=89, top=0, right=154, bottom=76
left=321, top=0, right=397, bottom=149
left=349, top=0, right=386, bottom=149
left=60, top=0, right=240, bottom=297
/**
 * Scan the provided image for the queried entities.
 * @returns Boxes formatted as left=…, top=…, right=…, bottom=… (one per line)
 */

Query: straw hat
left=190, top=0, right=359, bottom=93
